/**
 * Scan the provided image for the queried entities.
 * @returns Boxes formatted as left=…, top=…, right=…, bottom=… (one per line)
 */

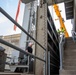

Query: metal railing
left=0, top=6, right=60, bottom=75
left=59, top=33, right=65, bottom=70
left=71, top=30, right=76, bottom=42
left=0, top=7, right=47, bottom=74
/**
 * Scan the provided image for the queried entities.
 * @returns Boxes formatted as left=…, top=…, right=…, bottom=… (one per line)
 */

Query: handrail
left=0, top=39, right=45, bottom=62
left=72, top=30, right=76, bottom=41
left=60, top=34, right=65, bottom=44
left=0, top=7, right=46, bottom=51
left=59, top=33, right=65, bottom=70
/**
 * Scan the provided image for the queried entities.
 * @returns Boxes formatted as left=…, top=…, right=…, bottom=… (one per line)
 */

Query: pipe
left=0, top=39, right=46, bottom=62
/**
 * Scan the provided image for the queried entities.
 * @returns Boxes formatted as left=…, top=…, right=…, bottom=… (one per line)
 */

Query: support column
left=35, top=3, right=48, bottom=75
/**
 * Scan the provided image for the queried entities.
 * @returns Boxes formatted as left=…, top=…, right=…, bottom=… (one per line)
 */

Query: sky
left=0, top=0, right=72, bottom=36
left=49, top=3, right=72, bottom=36
left=0, top=0, right=25, bottom=36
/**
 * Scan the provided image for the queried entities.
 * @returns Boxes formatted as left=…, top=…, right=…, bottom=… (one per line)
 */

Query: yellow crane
left=53, top=4, right=69, bottom=37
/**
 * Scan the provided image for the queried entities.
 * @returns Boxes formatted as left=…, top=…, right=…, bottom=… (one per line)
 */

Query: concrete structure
left=0, top=47, right=7, bottom=72
left=60, top=37, right=76, bottom=75
left=0, top=34, right=21, bottom=70
left=35, top=3, right=59, bottom=75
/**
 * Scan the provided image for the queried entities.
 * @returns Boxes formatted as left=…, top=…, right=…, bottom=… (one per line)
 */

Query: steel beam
left=22, top=0, right=35, bottom=4
left=46, top=0, right=72, bottom=5
left=48, top=43, right=59, bottom=59
left=48, top=30, right=58, bottom=49
left=47, top=18, right=58, bottom=42
left=66, top=6, right=73, bottom=9
left=22, top=0, right=73, bottom=5
left=64, top=0, right=73, bottom=3
left=35, top=3, right=48, bottom=75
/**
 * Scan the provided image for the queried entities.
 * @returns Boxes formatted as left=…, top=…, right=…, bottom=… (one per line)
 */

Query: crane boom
left=53, top=4, right=69, bottom=37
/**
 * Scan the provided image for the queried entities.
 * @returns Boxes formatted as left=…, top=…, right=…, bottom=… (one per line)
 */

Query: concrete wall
left=0, top=51, right=7, bottom=72
left=0, top=34, right=21, bottom=70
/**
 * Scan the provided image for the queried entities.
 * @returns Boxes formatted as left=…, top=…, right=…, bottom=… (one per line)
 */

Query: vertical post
left=28, top=56, right=30, bottom=73
left=59, top=42, right=62, bottom=70
left=44, top=53, right=46, bottom=75
left=46, top=50, right=48, bottom=75
left=46, top=51, right=48, bottom=75
left=44, top=3, right=48, bottom=75
left=48, top=51, right=50, bottom=75
left=35, top=3, right=48, bottom=75
left=59, top=34, right=65, bottom=70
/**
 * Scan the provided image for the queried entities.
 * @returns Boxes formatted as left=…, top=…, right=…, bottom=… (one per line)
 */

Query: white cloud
left=0, top=16, right=8, bottom=24
left=7, top=28, right=21, bottom=35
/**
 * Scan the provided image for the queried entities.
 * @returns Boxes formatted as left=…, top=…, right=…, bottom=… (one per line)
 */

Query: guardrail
left=59, top=33, right=65, bottom=70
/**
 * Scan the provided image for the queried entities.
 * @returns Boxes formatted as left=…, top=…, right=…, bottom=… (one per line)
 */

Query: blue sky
left=0, top=0, right=72, bottom=36
left=0, top=0, right=25, bottom=36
